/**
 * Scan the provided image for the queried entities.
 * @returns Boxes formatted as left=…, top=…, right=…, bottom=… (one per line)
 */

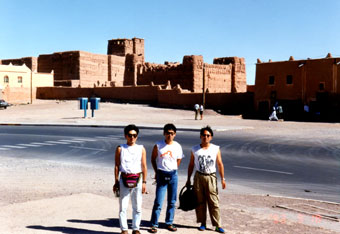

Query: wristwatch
left=142, top=180, right=147, bottom=184
left=222, top=178, right=226, bottom=181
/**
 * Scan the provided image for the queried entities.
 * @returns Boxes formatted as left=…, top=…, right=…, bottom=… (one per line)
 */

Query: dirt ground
left=0, top=100, right=339, bottom=233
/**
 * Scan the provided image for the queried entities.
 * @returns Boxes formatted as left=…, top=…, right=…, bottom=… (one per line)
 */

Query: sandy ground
left=0, top=100, right=339, bottom=233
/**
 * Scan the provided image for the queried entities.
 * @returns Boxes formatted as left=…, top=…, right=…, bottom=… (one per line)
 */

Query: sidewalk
left=0, top=100, right=339, bottom=233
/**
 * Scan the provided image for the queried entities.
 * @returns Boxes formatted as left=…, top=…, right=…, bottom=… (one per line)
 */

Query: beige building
left=0, top=63, right=53, bottom=103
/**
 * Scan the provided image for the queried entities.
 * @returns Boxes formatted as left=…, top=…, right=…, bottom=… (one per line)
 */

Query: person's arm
left=113, top=146, right=121, bottom=193
left=216, top=149, right=226, bottom=189
left=141, top=147, right=147, bottom=194
left=186, top=152, right=195, bottom=186
left=151, top=144, right=158, bottom=175
left=177, top=159, right=182, bottom=168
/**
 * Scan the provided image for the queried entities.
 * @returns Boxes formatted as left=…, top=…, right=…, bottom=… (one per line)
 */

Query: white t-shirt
left=155, top=140, right=184, bottom=172
left=119, top=143, right=143, bottom=174
left=192, top=143, right=220, bottom=174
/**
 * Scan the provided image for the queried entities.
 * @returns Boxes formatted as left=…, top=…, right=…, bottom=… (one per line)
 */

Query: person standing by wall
left=199, top=104, right=204, bottom=120
left=113, top=124, right=147, bottom=234
left=186, top=126, right=226, bottom=233
left=149, top=123, right=184, bottom=233
left=194, top=104, right=199, bottom=120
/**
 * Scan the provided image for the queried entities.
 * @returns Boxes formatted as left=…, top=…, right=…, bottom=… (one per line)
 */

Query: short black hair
left=124, top=124, right=139, bottom=135
left=200, top=126, right=213, bottom=136
left=163, top=123, right=177, bottom=133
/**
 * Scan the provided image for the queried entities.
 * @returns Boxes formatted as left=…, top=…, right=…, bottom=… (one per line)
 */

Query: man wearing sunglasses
left=186, top=126, right=226, bottom=233
left=114, top=124, right=147, bottom=234
left=149, top=123, right=184, bottom=233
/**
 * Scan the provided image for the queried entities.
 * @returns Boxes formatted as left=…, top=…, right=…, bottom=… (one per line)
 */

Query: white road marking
left=72, top=138, right=97, bottom=142
left=30, top=142, right=56, bottom=146
left=1, top=145, right=26, bottom=149
left=45, top=141, right=71, bottom=145
left=17, top=144, right=42, bottom=147
left=59, top=139, right=84, bottom=143
left=0, top=148, right=9, bottom=150
left=233, top=165, right=294, bottom=175
left=69, top=146, right=108, bottom=152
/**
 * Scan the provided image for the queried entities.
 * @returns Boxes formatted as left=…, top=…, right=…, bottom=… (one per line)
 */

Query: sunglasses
left=165, top=131, right=175, bottom=136
left=127, top=133, right=138, bottom=138
left=201, top=134, right=211, bottom=137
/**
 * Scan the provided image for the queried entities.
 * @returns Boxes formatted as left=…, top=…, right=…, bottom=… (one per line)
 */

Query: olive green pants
left=193, top=172, right=221, bottom=227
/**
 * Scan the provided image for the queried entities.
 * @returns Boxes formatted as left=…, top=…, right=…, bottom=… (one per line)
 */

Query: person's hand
left=113, top=181, right=119, bottom=193
left=142, top=183, right=147, bottom=194
left=221, top=180, right=226, bottom=189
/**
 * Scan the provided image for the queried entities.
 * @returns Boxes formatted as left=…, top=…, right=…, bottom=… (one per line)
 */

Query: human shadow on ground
left=27, top=217, right=197, bottom=234
left=68, top=218, right=197, bottom=230
left=26, top=225, right=118, bottom=234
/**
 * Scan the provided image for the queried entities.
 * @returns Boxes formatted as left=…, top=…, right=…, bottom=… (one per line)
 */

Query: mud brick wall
left=2, top=86, right=31, bottom=104
left=213, top=57, right=247, bottom=93
left=78, top=51, right=110, bottom=87
left=138, top=55, right=200, bottom=92
left=108, top=55, right=126, bottom=86
left=233, top=57, right=247, bottom=92
left=1, top=57, right=38, bottom=71
left=124, top=54, right=144, bottom=86
left=204, top=63, right=232, bottom=93
left=38, top=52, right=80, bottom=82
left=36, top=85, right=159, bottom=102
left=107, top=38, right=144, bottom=58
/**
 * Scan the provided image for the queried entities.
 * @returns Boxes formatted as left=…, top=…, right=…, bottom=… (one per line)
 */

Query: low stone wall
left=36, top=86, right=253, bottom=115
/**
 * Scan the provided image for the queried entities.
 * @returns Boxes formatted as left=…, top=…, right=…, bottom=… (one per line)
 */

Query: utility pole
left=202, top=63, right=206, bottom=107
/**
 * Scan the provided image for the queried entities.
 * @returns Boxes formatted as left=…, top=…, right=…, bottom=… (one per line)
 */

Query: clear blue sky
left=1, top=0, right=339, bottom=84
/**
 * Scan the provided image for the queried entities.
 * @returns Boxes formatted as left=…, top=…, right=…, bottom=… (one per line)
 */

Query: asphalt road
left=1, top=125, right=339, bottom=203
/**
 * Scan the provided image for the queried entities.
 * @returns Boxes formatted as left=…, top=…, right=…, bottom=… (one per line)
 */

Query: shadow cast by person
left=68, top=218, right=150, bottom=231
left=26, top=225, right=118, bottom=234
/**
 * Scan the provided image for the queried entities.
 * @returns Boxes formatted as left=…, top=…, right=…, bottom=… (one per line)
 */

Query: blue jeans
left=150, top=170, right=178, bottom=227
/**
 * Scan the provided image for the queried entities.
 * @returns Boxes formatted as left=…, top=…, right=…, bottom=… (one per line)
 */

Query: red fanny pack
left=121, top=173, right=141, bottom=188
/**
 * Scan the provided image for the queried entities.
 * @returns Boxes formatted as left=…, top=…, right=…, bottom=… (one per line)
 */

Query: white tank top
left=192, top=143, right=219, bottom=174
left=155, top=140, right=184, bottom=171
left=119, top=143, right=143, bottom=174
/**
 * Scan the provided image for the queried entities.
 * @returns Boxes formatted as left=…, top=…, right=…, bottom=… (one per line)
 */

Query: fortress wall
left=234, top=57, right=247, bottom=92
left=78, top=51, right=109, bottom=87
left=38, top=52, right=80, bottom=82
left=108, top=55, right=126, bottom=86
left=36, top=85, right=159, bottom=102
left=213, top=57, right=247, bottom=93
left=204, top=63, right=232, bottom=93
left=137, top=62, right=193, bottom=90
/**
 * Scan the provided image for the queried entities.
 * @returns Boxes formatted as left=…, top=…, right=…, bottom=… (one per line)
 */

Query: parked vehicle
left=0, top=99, right=10, bottom=109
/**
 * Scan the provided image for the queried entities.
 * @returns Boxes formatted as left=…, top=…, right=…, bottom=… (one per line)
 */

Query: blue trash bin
left=89, top=97, right=101, bottom=117
left=78, top=97, right=88, bottom=118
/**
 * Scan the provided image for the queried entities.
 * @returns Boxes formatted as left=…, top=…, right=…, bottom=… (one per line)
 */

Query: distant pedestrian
left=194, top=104, right=199, bottom=120
left=186, top=126, right=226, bottom=233
left=199, top=104, right=204, bottom=120
left=113, top=124, right=147, bottom=234
left=149, top=123, right=184, bottom=233
left=269, top=107, right=278, bottom=121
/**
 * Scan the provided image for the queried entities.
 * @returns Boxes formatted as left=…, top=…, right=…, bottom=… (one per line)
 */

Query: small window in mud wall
left=286, top=75, right=293, bottom=85
left=4, top=75, right=9, bottom=83
left=319, top=82, right=325, bottom=91
left=18, top=76, right=23, bottom=83
left=268, top=75, right=275, bottom=85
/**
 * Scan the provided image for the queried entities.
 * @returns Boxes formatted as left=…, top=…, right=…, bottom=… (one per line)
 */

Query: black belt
left=196, top=171, right=216, bottom=176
